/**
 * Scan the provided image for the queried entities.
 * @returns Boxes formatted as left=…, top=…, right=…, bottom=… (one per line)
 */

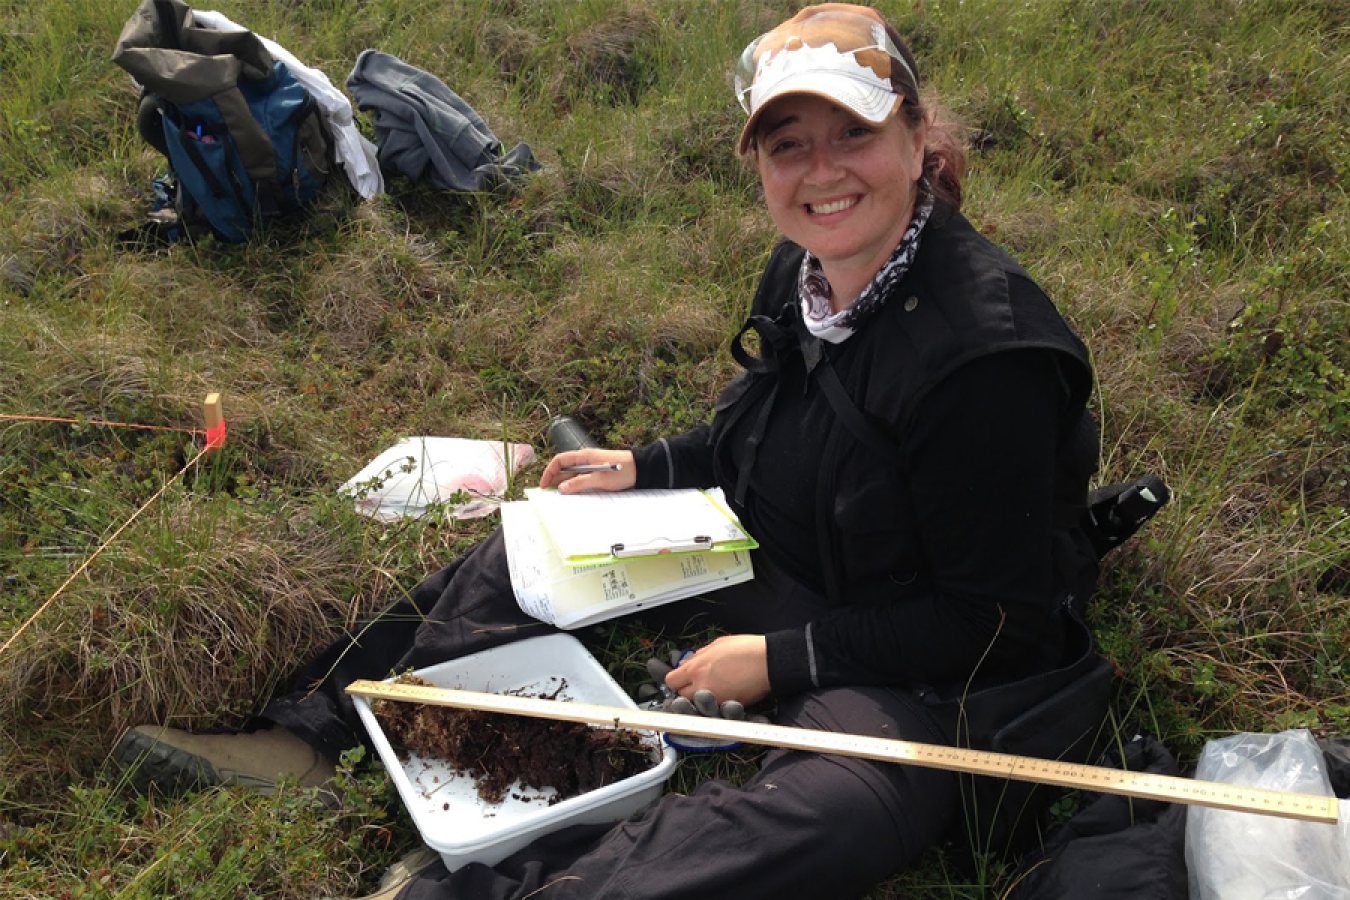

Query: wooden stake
left=203, top=393, right=222, bottom=430
left=202, top=393, right=225, bottom=451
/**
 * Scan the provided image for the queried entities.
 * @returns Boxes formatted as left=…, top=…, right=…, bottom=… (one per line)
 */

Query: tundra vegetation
left=1, top=1, right=1348, bottom=897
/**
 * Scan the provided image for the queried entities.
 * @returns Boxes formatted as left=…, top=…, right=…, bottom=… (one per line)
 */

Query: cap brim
left=737, top=73, right=901, bottom=155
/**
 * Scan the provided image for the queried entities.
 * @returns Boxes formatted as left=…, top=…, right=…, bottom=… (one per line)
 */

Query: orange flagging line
left=0, top=443, right=213, bottom=659
left=0, top=412, right=205, bottom=435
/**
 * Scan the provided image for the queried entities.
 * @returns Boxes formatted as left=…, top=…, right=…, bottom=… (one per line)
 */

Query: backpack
left=113, top=0, right=334, bottom=243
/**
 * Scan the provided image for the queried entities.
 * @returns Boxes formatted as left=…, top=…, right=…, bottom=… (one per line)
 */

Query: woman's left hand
left=538, top=449, right=636, bottom=493
left=663, top=635, right=771, bottom=706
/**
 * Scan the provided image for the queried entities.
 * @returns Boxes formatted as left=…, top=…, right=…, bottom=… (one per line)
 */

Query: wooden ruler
left=346, top=680, right=1340, bottom=824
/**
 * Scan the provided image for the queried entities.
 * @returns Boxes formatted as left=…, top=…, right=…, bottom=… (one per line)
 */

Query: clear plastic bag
left=1186, top=729, right=1350, bottom=900
left=341, top=437, right=535, bottom=521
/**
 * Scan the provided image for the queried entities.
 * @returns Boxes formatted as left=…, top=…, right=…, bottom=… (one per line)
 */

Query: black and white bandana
left=799, top=186, right=935, bottom=343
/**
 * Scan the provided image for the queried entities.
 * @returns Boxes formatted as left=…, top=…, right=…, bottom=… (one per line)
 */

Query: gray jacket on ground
left=346, top=49, right=539, bottom=191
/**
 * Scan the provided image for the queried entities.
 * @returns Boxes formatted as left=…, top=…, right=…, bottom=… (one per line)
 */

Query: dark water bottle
left=548, top=415, right=599, bottom=452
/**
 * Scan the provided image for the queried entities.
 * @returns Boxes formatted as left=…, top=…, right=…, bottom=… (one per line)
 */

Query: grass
left=2, top=0, right=1349, bottom=896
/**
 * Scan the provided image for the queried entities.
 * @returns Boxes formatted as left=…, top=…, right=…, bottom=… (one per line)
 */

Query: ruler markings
left=346, top=680, right=1339, bottom=824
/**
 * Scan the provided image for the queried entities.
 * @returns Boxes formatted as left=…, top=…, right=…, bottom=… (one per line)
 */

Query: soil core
left=372, top=677, right=653, bottom=804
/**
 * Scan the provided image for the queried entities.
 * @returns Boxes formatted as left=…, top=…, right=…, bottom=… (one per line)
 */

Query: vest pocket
left=832, top=471, right=917, bottom=586
left=833, top=470, right=905, bottom=532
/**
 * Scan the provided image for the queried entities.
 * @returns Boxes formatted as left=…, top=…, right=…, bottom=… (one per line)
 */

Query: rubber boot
left=113, top=724, right=336, bottom=800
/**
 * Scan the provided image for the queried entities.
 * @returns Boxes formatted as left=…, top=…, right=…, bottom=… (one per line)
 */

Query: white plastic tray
left=352, top=633, right=678, bottom=871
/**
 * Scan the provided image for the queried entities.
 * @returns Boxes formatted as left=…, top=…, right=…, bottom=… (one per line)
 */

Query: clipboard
left=501, top=500, right=754, bottom=629
left=523, top=487, right=758, bottom=567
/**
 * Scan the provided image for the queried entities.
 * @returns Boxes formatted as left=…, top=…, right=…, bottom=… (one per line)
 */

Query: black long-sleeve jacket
left=632, top=206, right=1099, bottom=698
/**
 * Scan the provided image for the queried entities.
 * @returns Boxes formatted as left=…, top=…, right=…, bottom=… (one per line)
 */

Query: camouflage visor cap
left=735, top=4, right=921, bottom=154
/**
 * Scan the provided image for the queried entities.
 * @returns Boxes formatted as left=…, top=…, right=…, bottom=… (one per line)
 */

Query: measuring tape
left=346, top=680, right=1340, bottom=824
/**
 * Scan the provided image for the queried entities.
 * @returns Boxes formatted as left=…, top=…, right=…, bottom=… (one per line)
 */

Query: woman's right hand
left=538, top=448, right=637, bottom=494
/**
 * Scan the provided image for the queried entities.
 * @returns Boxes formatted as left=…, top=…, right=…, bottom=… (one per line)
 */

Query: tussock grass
left=303, top=216, right=451, bottom=359
left=2, top=0, right=1349, bottom=897
left=3, top=494, right=398, bottom=742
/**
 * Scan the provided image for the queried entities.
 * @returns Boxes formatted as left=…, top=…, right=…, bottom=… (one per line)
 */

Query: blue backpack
left=113, top=0, right=334, bottom=242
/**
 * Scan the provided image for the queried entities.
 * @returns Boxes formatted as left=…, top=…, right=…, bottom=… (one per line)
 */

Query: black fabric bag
left=1008, top=735, right=1190, bottom=900
left=921, top=617, right=1118, bottom=858
left=1009, top=733, right=1350, bottom=900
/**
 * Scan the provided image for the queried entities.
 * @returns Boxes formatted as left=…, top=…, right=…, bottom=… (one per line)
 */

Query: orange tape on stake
left=205, top=420, right=227, bottom=449
left=203, top=393, right=226, bottom=450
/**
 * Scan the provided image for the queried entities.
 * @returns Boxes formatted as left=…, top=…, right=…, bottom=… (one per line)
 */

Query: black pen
left=561, top=463, right=623, bottom=472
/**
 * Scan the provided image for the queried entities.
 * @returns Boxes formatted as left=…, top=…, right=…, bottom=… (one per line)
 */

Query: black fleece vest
left=711, top=206, right=1099, bottom=609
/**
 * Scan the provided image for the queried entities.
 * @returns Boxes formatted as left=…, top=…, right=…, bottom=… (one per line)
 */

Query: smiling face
left=753, top=93, right=925, bottom=308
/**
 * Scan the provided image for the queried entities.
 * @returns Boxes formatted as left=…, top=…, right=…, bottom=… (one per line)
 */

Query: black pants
left=262, top=529, right=967, bottom=900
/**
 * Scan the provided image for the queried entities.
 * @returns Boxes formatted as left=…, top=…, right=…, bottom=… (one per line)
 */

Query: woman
left=117, top=6, right=1112, bottom=899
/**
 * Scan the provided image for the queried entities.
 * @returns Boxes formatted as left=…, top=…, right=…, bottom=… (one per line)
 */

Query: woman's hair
left=902, top=95, right=966, bottom=211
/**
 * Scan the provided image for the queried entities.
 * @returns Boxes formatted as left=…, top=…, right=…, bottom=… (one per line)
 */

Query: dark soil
left=373, top=677, right=653, bottom=804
